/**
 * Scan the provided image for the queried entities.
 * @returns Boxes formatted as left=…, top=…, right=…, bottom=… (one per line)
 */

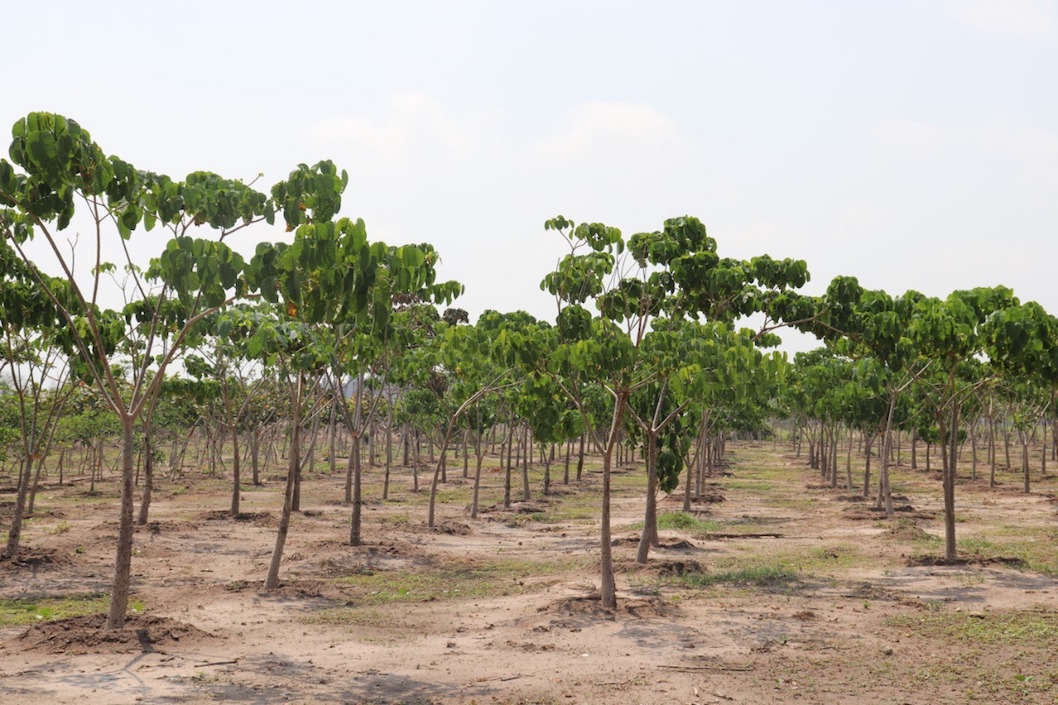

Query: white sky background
left=4, top=0, right=1057, bottom=354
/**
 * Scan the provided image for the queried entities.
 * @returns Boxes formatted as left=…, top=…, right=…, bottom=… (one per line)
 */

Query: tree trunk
left=328, top=399, right=337, bottom=476
left=251, top=429, right=261, bottom=486
left=576, top=431, right=585, bottom=481
left=1041, top=416, right=1047, bottom=476
left=383, top=403, right=393, bottom=500
left=105, top=415, right=137, bottom=630
left=970, top=422, right=978, bottom=481
left=911, top=428, right=918, bottom=470
left=137, top=428, right=154, bottom=525
left=3, top=455, right=34, bottom=559
left=413, top=430, right=420, bottom=492
left=504, top=424, right=514, bottom=509
left=26, top=453, right=46, bottom=517
left=521, top=425, right=530, bottom=501
left=229, top=420, right=241, bottom=517
left=1022, top=434, right=1031, bottom=494
left=349, top=432, right=363, bottom=545
left=876, top=394, right=897, bottom=517
left=563, top=439, right=571, bottom=484
left=943, top=401, right=958, bottom=561
left=635, top=431, right=660, bottom=564
left=470, top=441, right=484, bottom=519
left=542, top=451, right=551, bottom=495
left=265, top=374, right=302, bottom=590
left=462, top=429, right=469, bottom=479
left=845, top=427, right=854, bottom=490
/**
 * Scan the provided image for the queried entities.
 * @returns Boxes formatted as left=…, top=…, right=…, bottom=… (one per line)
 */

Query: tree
left=0, top=112, right=346, bottom=628
left=982, top=301, right=1058, bottom=493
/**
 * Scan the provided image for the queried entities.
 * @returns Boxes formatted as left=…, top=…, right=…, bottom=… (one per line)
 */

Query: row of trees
left=2, top=112, right=1056, bottom=627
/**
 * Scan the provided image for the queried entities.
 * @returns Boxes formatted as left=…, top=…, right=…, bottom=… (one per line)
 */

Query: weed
left=337, top=557, right=578, bottom=604
left=886, top=610, right=1058, bottom=646
left=627, top=511, right=722, bottom=536
left=0, top=594, right=108, bottom=627
left=48, top=521, right=71, bottom=535
left=678, top=565, right=800, bottom=589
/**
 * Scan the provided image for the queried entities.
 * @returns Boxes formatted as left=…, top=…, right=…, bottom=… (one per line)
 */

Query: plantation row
left=2, top=112, right=1057, bottom=630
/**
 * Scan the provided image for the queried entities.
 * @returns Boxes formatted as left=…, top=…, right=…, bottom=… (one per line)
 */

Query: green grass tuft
left=0, top=593, right=109, bottom=627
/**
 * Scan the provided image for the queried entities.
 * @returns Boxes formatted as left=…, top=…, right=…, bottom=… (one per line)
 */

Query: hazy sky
left=5, top=1, right=1057, bottom=352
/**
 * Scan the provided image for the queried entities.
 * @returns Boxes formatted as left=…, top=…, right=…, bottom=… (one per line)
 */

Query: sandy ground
left=2, top=443, right=1057, bottom=704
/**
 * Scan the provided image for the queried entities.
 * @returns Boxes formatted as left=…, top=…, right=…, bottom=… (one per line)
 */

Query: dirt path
left=2, top=444, right=1057, bottom=704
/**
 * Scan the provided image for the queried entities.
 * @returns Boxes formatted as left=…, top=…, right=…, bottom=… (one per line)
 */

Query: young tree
left=0, top=112, right=346, bottom=628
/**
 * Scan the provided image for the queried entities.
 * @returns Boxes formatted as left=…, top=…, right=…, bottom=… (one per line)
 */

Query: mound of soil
left=139, top=520, right=200, bottom=533
left=844, top=506, right=932, bottom=520
left=0, top=546, right=71, bottom=569
left=657, top=539, right=698, bottom=550
left=905, top=555, right=1028, bottom=569
left=202, top=510, right=275, bottom=526
left=433, top=521, right=473, bottom=535
left=14, top=614, right=215, bottom=655
left=885, top=521, right=933, bottom=542
left=656, top=559, right=705, bottom=577
left=539, top=594, right=678, bottom=620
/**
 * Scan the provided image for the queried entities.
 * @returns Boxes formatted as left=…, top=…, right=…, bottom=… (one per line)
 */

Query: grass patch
left=723, top=480, right=774, bottom=492
left=627, top=511, right=722, bottom=535
left=336, top=558, right=575, bottom=604
left=887, top=610, right=1058, bottom=646
left=0, top=593, right=109, bottom=627
left=303, top=605, right=399, bottom=632
left=679, top=565, right=800, bottom=588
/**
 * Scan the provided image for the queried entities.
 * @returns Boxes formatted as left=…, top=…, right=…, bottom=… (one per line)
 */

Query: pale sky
left=5, top=1, right=1057, bottom=352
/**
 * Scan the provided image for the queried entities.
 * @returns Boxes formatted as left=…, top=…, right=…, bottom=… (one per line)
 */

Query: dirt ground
left=2, top=443, right=1057, bottom=704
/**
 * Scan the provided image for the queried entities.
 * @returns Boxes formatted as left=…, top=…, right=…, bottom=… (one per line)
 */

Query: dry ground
left=2, top=443, right=1057, bottom=704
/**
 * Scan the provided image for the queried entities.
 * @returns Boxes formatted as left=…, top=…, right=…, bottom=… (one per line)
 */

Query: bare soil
left=2, top=444, right=1057, bottom=704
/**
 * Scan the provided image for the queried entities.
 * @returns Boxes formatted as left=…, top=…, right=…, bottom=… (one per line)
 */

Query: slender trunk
left=462, top=429, right=469, bottom=479
left=266, top=374, right=302, bottom=590
left=970, top=422, right=978, bottom=481
left=1041, top=416, right=1047, bottom=476
left=598, top=393, right=627, bottom=611
left=911, top=428, right=918, bottom=470
left=328, top=400, right=337, bottom=475
left=105, top=415, right=137, bottom=630
left=251, top=429, right=261, bottom=486
left=943, top=400, right=958, bottom=561
left=26, top=454, right=45, bottom=517
left=292, top=428, right=303, bottom=513
left=542, top=450, right=552, bottom=495
left=862, top=433, right=873, bottom=498
left=563, top=439, right=572, bottom=484
left=576, top=431, right=585, bottom=481
left=3, top=455, right=33, bottom=559
left=1004, top=422, right=1011, bottom=469
left=137, top=428, right=154, bottom=525
left=521, top=425, right=530, bottom=501
left=428, top=425, right=459, bottom=527
left=229, top=418, right=241, bottom=517
left=876, top=394, right=897, bottom=517
left=845, top=427, right=854, bottom=490
left=635, top=431, right=660, bottom=564
left=413, top=430, right=420, bottom=492
left=368, top=419, right=377, bottom=468
left=830, top=427, right=839, bottom=489
left=383, top=403, right=393, bottom=500
left=1022, top=433, right=1031, bottom=494
left=504, top=424, right=513, bottom=509
left=349, top=433, right=363, bottom=545
left=470, top=441, right=484, bottom=519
